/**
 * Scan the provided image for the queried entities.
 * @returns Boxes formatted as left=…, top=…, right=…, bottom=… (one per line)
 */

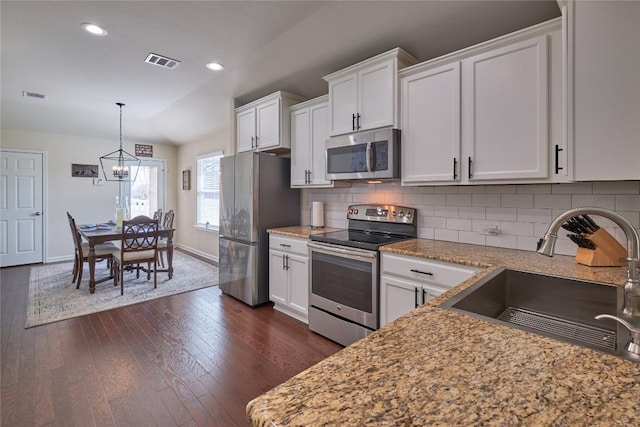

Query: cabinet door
left=328, top=73, right=358, bottom=136
left=287, top=254, right=309, bottom=316
left=380, top=275, right=420, bottom=327
left=358, top=60, right=395, bottom=131
left=401, top=62, right=461, bottom=184
left=572, top=1, right=640, bottom=180
left=421, top=284, right=445, bottom=305
left=309, top=103, right=331, bottom=185
left=256, top=98, right=280, bottom=150
left=269, top=250, right=288, bottom=305
left=237, top=108, right=256, bottom=153
left=290, top=108, right=311, bottom=186
left=462, top=35, right=548, bottom=181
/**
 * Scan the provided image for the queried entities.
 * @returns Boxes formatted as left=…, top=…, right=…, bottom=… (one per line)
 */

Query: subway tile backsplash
left=303, top=181, right=640, bottom=256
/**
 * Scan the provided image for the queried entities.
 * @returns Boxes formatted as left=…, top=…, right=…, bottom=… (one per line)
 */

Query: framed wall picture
left=72, top=163, right=99, bottom=178
left=182, top=170, right=191, bottom=190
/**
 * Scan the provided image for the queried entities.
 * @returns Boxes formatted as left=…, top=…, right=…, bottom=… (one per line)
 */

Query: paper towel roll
left=311, top=201, right=324, bottom=228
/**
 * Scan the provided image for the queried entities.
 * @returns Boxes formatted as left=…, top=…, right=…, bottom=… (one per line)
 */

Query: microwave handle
left=366, top=142, right=373, bottom=172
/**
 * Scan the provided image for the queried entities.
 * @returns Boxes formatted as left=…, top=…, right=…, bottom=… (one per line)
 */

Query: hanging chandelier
left=99, top=102, right=140, bottom=182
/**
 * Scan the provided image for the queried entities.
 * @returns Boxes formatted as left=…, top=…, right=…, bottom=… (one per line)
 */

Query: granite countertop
left=248, top=237, right=640, bottom=426
left=267, top=225, right=340, bottom=239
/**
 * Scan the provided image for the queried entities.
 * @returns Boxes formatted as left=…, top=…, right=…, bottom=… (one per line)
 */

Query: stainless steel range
left=308, top=204, right=417, bottom=346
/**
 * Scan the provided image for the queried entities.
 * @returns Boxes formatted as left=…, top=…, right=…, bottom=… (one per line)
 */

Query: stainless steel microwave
left=325, top=128, right=400, bottom=181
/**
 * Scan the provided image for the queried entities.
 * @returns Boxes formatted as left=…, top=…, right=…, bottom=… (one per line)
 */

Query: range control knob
left=354, top=208, right=358, bottom=214
left=348, top=208, right=353, bottom=214
left=392, top=210, right=397, bottom=216
left=399, top=211, right=404, bottom=217
left=406, top=212, right=412, bottom=219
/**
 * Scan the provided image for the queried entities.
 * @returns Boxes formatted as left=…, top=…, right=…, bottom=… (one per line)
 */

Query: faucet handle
left=595, top=314, right=640, bottom=355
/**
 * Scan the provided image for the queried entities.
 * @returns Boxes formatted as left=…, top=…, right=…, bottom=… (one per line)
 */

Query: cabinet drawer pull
left=352, top=113, right=356, bottom=131
left=468, top=157, right=473, bottom=179
left=410, top=268, right=433, bottom=276
left=555, top=144, right=564, bottom=174
left=255, top=136, right=259, bottom=147
left=453, top=158, right=457, bottom=180
left=280, top=243, right=291, bottom=248
left=356, top=113, right=361, bottom=130
left=414, top=287, right=419, bottom=308
left=422, top=288, right=427, bottom=304
left=251, top=136, right=255, bottom=149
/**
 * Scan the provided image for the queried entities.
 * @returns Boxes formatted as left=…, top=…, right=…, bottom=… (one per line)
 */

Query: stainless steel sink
left=440, top=268, right=631, bottom=359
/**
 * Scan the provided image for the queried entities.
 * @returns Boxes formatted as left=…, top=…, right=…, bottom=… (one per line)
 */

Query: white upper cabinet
left=401, top=62, right=461, bottom=184
left=324, top=48, right=417, bottom=137
left=290, top=95, right=339, bottom=188
left=462, top=35, right=549, bottom=182
left=564, top=0, right=640, bottom=181
left=235, top=91, right=306, bottom=154
left=400, top=18, right=566, bottom=186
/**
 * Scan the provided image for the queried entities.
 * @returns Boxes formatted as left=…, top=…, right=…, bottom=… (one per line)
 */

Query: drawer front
left=269, top=234, right=308, bottom=256
left=382, top=253, right=479, bottom=287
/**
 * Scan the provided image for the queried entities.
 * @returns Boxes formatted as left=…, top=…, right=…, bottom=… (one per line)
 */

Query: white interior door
left=123, top=159, right=166, bottom=218
left=0, top=150, right=44, bottom=267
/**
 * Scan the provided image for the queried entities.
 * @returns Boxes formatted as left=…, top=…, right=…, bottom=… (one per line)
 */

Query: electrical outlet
left=482, top=224, right=500, bottom=236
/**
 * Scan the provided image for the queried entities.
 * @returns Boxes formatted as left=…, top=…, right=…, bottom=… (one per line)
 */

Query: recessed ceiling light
left=206, top=62, right=224, bottom=71
left=81, top=23, right=108, bottom=36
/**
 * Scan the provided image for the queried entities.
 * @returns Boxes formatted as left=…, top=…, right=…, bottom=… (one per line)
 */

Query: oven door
left=308, top=241, right=378, bottom=330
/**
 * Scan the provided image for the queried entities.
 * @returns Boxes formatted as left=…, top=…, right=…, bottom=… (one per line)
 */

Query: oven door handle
left=308, top=242, right=377, bottom=260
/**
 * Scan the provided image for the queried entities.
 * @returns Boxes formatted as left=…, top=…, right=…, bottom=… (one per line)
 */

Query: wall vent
left=144, top=53, right=181, bottom=69
left=22, top=91, right=47, bottom=100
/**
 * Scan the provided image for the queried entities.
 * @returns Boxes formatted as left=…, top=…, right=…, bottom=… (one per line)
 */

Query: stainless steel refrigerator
left=219, top=152, right=300, bottom=306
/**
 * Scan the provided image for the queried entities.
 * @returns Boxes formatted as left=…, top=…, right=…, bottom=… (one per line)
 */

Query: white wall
left=1, top=129, right=177, bottom=262
left=175, top=128, right=232, bottom=262
left=304, top=181, right=640, bottom=257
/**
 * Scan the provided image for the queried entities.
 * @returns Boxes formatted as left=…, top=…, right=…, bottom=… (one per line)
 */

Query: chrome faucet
left=537, top=207, right=640, bottom=318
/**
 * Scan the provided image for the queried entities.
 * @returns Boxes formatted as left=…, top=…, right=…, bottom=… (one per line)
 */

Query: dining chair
left=153, top=208, right=163, bottom=223
left=157, top=209, right=174, bottom=268
left=113, top=215, right=159, bottom=296
left=66, top=212, right=117, bottom=288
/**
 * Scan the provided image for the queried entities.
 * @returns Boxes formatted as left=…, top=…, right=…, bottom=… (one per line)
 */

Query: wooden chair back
left=66, top=212, right=83, bottom=258
left=121, top=216, right=159, bottom=254
left=153, top=208, right=163, bottom=223
left=163, top=209, right=175, bottom=229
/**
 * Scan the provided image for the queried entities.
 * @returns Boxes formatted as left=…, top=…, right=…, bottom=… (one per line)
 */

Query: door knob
left=34, top=211, right=42, bottom=216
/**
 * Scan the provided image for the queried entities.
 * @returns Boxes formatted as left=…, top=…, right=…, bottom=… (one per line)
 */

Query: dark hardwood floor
left=1, top=261, right=343, bottom=426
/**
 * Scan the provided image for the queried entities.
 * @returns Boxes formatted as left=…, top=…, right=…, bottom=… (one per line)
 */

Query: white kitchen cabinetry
left=324, top=48, right=417, bottom=137
left=400, top=18, right=568, bottom=186
left=290, top=96, right=340, bottom=188
left=462, top=35, right=549, bottom=181
left=269, top=234, right=309, bottom=323
left=380, top=253, right=480, bottom=326
left=236, top=91, right=306, bottom=153
left=401, top=62, right=461, bottom=184
left=563, top=0, right=640, bottom=181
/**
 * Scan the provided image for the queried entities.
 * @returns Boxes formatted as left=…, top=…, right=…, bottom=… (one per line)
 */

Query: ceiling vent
left=145, top=53, right=180, bottom=69
left=22, top=91, right=47, bottom=100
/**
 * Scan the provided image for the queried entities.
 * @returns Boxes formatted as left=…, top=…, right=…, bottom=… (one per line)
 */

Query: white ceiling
left=1, top=0, right=561, bottom=146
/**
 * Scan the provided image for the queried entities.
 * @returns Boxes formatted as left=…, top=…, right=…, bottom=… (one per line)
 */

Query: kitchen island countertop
left=247, top=237, right=639, bottom=426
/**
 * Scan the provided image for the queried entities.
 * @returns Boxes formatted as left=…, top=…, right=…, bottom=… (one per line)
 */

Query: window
left=197, top=151, right=223, bottom=230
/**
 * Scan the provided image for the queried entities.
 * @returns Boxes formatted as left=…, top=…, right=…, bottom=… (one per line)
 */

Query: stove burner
left=309, top=204, right=417, bottom=251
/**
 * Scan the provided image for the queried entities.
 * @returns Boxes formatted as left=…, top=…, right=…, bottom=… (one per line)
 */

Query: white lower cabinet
left=380, top=253, right=480, bottom=326
left=269, top=235, right=309, bottom=323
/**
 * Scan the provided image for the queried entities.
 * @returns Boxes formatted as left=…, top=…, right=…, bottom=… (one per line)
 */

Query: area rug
left=25, top=252, right=218, bottom=328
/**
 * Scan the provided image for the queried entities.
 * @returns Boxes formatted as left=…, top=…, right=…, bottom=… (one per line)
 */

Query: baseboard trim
left=175, top=244, right=218, bottom=265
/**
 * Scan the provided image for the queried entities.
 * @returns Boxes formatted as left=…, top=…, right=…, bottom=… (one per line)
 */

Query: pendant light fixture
left=99, top=102, right=140, bottom=182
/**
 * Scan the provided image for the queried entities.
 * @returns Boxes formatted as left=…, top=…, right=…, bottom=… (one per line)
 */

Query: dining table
left=78, top=222, right=175, bottom=294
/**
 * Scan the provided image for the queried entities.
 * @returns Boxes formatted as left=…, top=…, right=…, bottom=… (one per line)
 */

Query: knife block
left=575, top=228, right=627, bottom=267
